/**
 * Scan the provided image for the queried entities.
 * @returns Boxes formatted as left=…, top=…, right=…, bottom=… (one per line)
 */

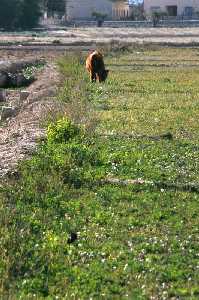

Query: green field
left=0, top=46, right=199, bottom=299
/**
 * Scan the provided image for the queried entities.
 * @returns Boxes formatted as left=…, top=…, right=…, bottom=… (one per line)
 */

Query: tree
left=92, top=11, right=107, bottom=27
left=0, top=0, right=20, bottom=30
left=129, top=2, right=145, bottom=21
left=44, top=0, right=66, bottom=17
left=19, top=0, right=42, bottom=29
left=0, top=0, right=42, bottom=30
left=151, top=11, right=167, bottom=27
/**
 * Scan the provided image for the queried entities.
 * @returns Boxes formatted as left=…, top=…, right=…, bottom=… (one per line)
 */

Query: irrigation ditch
left=0, top=54, right=64, bottom=179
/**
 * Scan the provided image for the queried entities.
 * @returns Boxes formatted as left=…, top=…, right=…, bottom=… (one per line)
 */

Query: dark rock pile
left=0, top=71, right=34, bottom=88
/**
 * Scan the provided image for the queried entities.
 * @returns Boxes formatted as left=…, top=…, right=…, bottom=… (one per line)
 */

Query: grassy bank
left=0, top=47, right=199, bottom=299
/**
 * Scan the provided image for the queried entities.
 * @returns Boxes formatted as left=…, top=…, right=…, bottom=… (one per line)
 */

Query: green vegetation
left=22, top=62, right=45, bottom=80
left=44, top=0, right=65, bottom=17
left=0, top=0, right=65, bottom=30
left=0, top=0, right=42, bottom=30
left=0, top=47, right=199, bottom=299
left=92, top=11, right=107, bottom=27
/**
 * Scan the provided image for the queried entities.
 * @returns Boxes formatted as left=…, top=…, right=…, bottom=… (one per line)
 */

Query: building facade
left=112, top=1, right=133, bottom=20
left=66, top=0, right=112, bottom=21
left=144, top=0, right=199, bottom=17
left=66, top=0, right=132, bottom=21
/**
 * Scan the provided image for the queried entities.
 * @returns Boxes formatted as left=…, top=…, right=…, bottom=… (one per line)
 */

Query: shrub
left=57, top=54, right=99, bottom=133
left=0, top=0, right=42, bottom=30
left=47, top=118, right=81, bottom=144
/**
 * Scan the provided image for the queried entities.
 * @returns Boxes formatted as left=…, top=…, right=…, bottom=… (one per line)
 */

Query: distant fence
left=40, top=18, right=66, bottom=26
left=70, top=19, right=199, bottom=28
left=40, top=18, right=199, bottom=28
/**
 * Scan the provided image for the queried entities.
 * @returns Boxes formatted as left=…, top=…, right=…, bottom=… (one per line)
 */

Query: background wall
left=66, top=0, right=113, bottom=20
left=144, top=0, right=199, bottom=16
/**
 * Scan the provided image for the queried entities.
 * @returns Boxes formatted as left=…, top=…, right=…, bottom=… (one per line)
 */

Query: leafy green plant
left=22, top=63, right=45, bottom=79
left=92, top=11, right=107, bottom=27
left=47, top=117, right=81, bottom=144
left=152, top=10, right=168, bottom=27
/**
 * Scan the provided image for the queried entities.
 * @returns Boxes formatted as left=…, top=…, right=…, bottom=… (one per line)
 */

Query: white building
left=112, top=1, right=133, bottom=20
left=144, top=0, right=199, bottom=17
left=66, top=0, right=113, bottom=21
left=66, top=0, right=132, bottom=21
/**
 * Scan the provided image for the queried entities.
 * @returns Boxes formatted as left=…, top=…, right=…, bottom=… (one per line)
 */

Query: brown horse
left=86, top=50, right=109, bottom=82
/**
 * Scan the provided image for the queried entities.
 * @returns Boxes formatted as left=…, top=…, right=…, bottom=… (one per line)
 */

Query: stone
left=17, top=74, right=34, bottom=87
left=20, top=90, right=30, bottom=101
left=0, top=106, right=16, bottom=121
left=0, top=71, right=8, bottom=88
left=0, top=89, right=6, bottom=102
left=16, top=74, right=28, bottom=87
left=8, top=73, right=34, bottom=88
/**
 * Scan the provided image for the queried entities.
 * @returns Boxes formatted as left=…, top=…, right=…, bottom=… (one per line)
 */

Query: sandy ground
left=1, top=27, right=199, bottom=46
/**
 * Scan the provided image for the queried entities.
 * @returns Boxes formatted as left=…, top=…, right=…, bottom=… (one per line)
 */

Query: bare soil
left=0, top=50, right=65, bottom=178
left=1, top=27, right=199, bottom=46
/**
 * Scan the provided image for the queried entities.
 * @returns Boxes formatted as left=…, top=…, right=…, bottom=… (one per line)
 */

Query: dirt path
left=2, top=27, right=199, bottom=47
left=0, top=54, right=64, bottom=178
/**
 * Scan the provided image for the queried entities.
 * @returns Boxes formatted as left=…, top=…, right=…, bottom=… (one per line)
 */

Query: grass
left=0, top=46, right=199, bottom=299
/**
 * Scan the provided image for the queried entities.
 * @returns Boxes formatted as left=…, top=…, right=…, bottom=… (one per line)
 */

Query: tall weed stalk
left=57, top=53, right=99, bottom=134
